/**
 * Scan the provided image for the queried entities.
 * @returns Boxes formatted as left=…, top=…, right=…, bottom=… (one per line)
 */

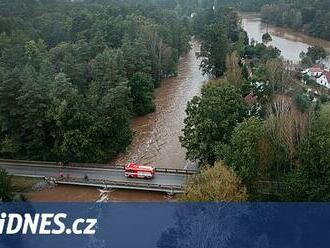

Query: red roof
left=309, top=67, right=323, bottom=73
left=324, top=71, right=330, bottom=82
left=311, top=64, right=325, bottom=69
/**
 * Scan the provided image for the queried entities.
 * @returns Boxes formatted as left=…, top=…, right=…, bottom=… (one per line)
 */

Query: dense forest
left=0, top=0, right=193, bottom=162
left=259, top=0, right=330, bottom=40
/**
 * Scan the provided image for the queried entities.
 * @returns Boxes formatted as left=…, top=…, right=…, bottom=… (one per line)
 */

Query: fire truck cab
left=125, top=163, right=155, bottom=179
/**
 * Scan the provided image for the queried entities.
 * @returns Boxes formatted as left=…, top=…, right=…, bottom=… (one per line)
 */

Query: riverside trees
left=0, top=0, right=191, bottom=162
left=180, top=5, right=330, bottom=201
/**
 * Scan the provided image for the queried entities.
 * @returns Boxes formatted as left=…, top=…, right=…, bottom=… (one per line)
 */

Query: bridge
left=0, top=159, right=197, bottom=194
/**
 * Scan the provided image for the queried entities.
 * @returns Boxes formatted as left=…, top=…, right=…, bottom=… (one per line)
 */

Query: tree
left=89, top=48, right=126, bottom=92
left=219, top=117, right=265, bottom=185
left=265, top=95, right=312, bottom=168
left=179, top=162, right=248, bottom=202
left=121, top=36, right=152, bottom=79
left=224, top=50, right=244, bottom=87
left=200, top=22, right=229, bottom=77
left=128, top=72, right=155, bottom=115
left=0, top=169, right=13, bottom=202
left=281, top=105, right=330, bottom=201
left=294, top=93, right=311, bottom=113
left=180, top=83, right=246, bottom=165
left=16, top=65, right=50, bottom=159
left=300, top=46, right=328, bottom=65
left=262, top=33, right=272, bottom=43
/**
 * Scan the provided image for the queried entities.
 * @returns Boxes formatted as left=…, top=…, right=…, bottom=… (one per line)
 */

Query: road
left=0, top=160, right=189, bottom=193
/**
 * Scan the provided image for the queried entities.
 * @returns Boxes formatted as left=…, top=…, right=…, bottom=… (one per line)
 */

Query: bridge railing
left=0, top=158, right=57, bottom=166
left=0, top=158, right=197, bottom=175
left=55, top=177, right=183, bottom=191
left=63, top=162, right=197, bottom=175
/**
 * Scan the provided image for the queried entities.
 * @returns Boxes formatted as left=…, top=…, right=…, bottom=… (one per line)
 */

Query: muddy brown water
left=241, top=12, right=330, bottom=66
left=114, top=40, right=207, bottom=169
left=28, top=40, right=206, bottom=202
left=27, top=185, right=169, bottom=202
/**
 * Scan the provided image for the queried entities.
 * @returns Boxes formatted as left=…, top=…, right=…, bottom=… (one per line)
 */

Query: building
left=316, top=71, right=330, bottom=89
left=302, top=64, right=324, bottom=77
left=302, top=64, right=330, bottom=89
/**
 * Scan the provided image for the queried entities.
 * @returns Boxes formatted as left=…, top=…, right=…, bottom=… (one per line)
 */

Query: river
left=29, top=15, right=330, bottom=202
left=114, top=40, right=207, bottom=169
left=28, top=40, right=206, bottom=202
left=241, top=13, right=330, bottom=66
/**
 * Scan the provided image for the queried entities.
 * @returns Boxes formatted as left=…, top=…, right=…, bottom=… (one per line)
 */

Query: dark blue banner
left=0, top=203, right=330, bottom=248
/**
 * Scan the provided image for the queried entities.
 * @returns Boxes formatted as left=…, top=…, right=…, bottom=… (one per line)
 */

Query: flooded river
left=241, top=13, right=330, bottom=66
left=115, top=40, right=206, bottom=169
left=28, top=185, right=168, bottom=202
left=28, top=40, right=206, bottom=202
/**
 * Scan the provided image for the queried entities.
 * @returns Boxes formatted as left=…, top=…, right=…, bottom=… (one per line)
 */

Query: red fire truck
left=124, top=163, right=155, bottom=179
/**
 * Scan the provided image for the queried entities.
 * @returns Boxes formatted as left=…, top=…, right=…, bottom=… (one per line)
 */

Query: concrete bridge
left=0, top=159, right=197, bottom=194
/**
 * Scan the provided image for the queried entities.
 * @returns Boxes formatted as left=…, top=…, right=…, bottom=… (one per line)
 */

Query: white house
left=302, top=65, right=324, bottom=77
left=316, top=71, right=330, bottom=89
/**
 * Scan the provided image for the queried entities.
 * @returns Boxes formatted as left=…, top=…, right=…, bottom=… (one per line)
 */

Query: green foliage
left=180, top=83, right=246, bottom=165
left=200, top=22, right=229, bottom=77
left=260, top=2, right=330, bottom=41
left=129, top=72, right=155, bottom=116
left=0, top=169, right=13, bottom=202
left=243, top=42, right=281, bottom=64
left=281, top=105, right=330, bottom=201
left=294, top=93, right=311, bottom=113
left=179, top=162, right=248, bottom=202
left=300, top=46, right=328, bottom=66
left=218, top=117, right=265, bottom=185
left=197, top=8, right=244, bottom=77
left=262, top=32, right=272, bottom=43
left=0, top=0, right=191, bottom=163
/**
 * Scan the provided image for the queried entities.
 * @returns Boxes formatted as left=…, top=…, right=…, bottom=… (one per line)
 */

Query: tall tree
left=180, top=83, right=246, bottom=165
left=200, top=22, right=229, bottom=77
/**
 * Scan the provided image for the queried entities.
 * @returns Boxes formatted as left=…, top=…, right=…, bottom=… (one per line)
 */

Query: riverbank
left=240, top=12, right=330, bottom=66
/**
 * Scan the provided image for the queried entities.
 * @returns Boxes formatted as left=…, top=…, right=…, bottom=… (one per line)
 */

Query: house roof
left=324, top=71, right=330, bottom=82
left=311, top=64, right=325, bottom=69
left=309, top=67, right=323, bottom=73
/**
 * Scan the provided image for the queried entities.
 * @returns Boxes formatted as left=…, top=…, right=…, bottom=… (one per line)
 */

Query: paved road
left=0, top=161, right=188, bottom=188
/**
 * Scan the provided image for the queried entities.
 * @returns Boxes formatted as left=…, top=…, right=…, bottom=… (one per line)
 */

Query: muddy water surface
left=241, top=13, right=330, bottom=66
left=115, top=40, right=206, bottom=169
left=28, top=185, right=168, bottom=202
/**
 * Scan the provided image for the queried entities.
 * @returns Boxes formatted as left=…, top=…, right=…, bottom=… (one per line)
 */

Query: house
left=316, top=71, right=330, bottom=89
left=302, top=64, right=324, bottom=77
